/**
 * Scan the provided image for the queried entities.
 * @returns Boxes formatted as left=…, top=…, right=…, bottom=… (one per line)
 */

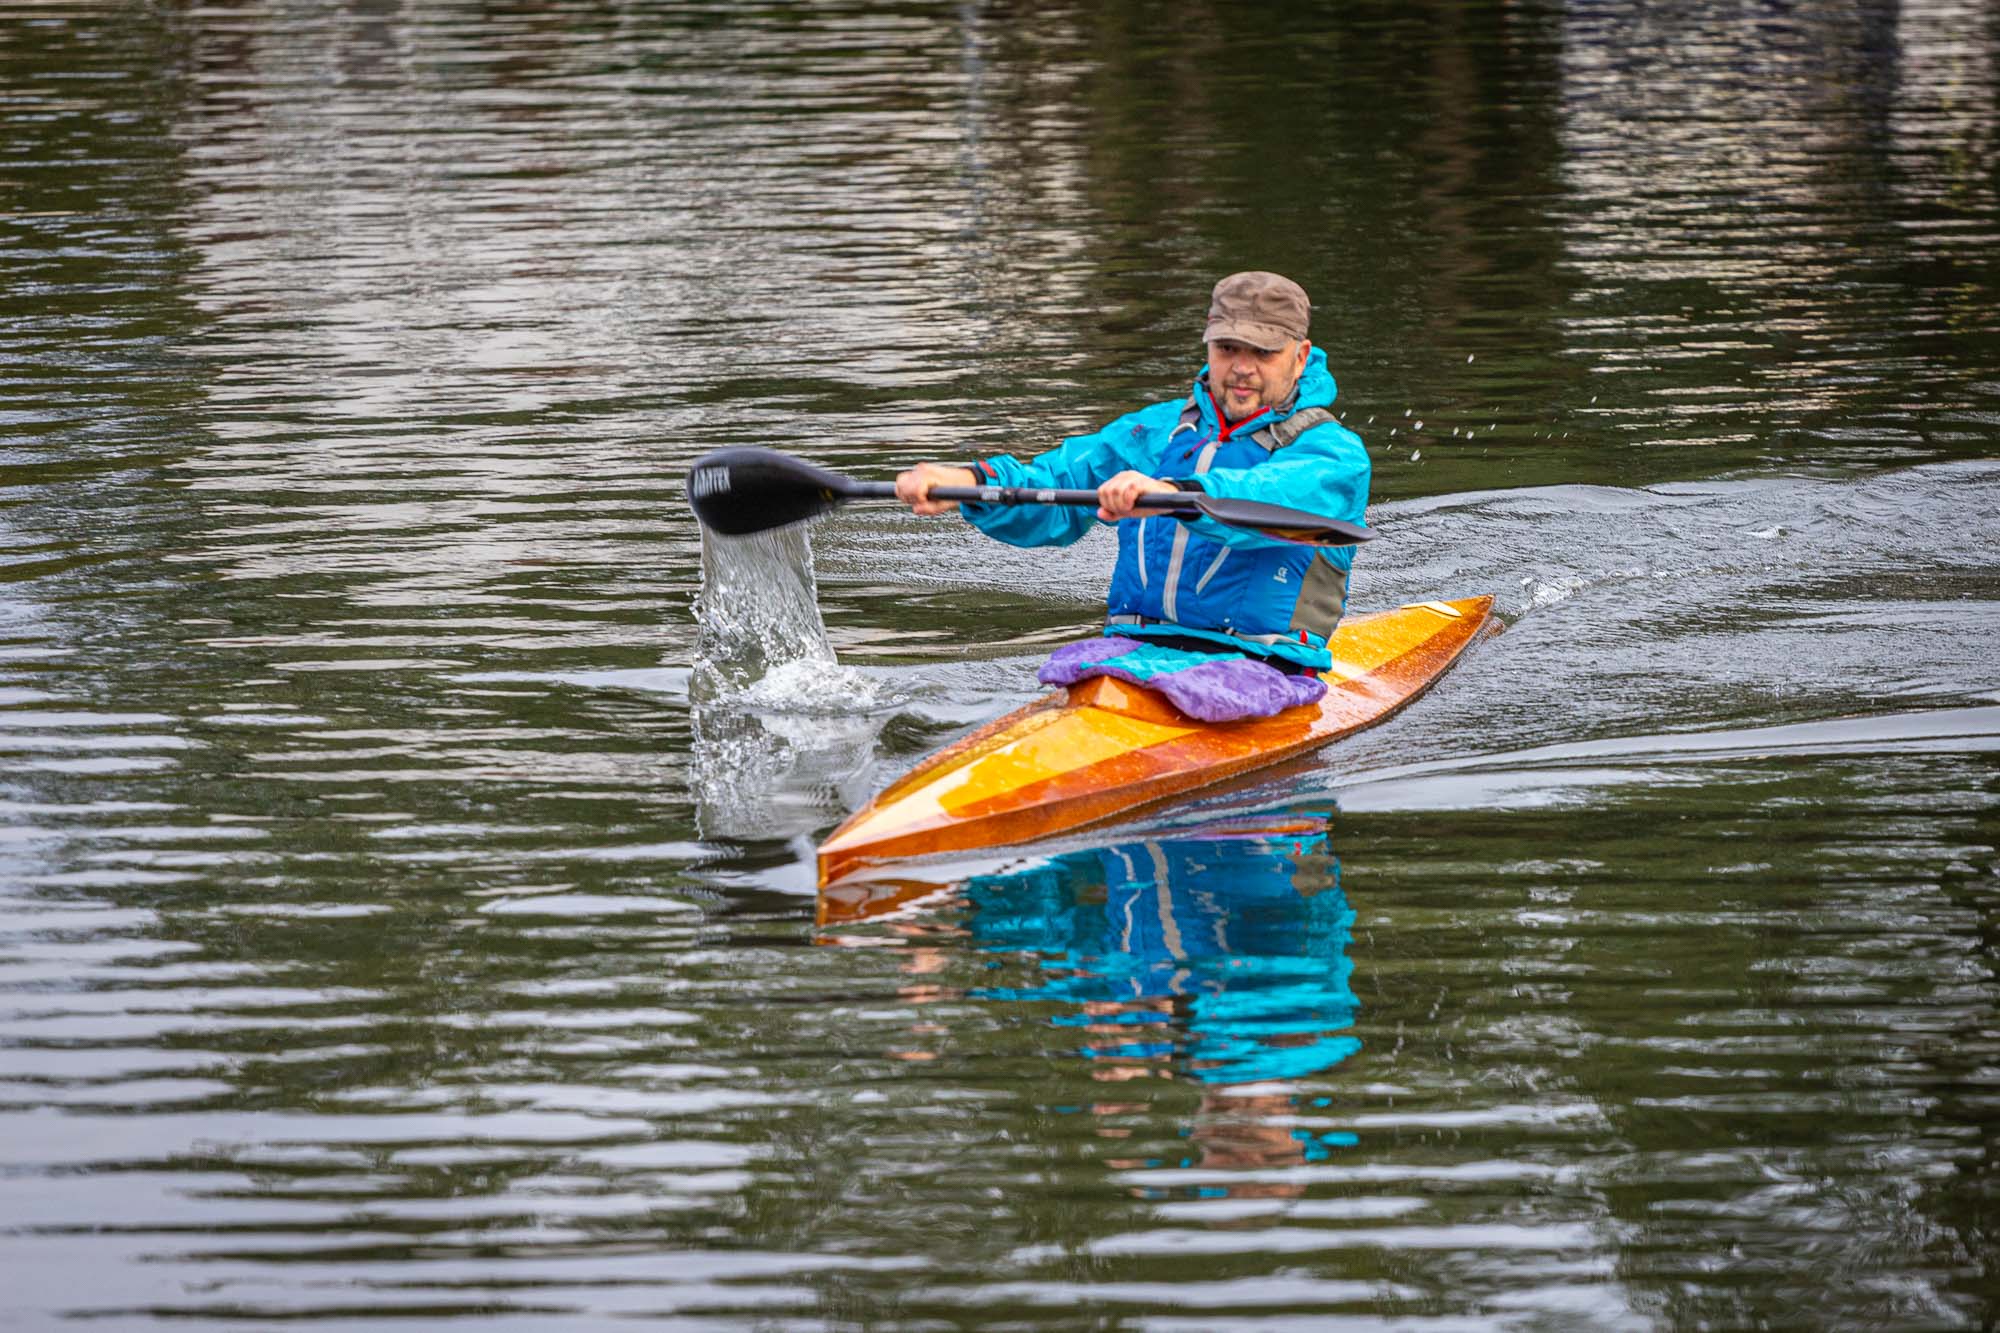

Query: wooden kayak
left=816, top=595, right=1496, bottom=886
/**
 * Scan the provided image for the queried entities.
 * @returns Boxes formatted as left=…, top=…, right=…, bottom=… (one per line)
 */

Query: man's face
left=1206, top=338, right=1310, bottom=422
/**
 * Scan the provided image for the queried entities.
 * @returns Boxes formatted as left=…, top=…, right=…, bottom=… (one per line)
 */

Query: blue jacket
left=963, top=349, right=1368, bottom=670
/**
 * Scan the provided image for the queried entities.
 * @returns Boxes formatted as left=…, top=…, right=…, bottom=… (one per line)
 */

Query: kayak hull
left=816, top=596, right=1495, bottom=885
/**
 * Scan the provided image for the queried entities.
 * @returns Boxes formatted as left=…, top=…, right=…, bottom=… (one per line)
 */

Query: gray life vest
left=1142, top=394, right=1351, bottom=649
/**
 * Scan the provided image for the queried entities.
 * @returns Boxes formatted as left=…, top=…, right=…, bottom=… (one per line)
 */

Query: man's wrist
left=925, top=462, right=987, bottom=490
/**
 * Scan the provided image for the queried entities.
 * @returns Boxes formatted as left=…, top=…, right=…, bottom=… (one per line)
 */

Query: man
left=894, top=271, right=1369, bottom=674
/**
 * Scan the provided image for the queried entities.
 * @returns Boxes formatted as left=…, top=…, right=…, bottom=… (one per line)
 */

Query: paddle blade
left=687, top=447, right=856, bottom=536
left=1186, top=493, right=1376, bottom=547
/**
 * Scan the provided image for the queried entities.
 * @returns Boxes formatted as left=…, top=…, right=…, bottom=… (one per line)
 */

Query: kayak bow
left=817, top=595, right=1495, bottom=885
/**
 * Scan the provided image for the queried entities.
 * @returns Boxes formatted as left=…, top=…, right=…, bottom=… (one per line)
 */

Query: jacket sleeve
left=958, top=401, right=1179, bottom=548
left=1172, top=420, right=1371, bottom=552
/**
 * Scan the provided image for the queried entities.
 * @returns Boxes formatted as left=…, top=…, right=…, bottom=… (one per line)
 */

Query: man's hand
left=1097, top=470, right=1177, bottom=521
left=894, top=463, right=978, bottom=516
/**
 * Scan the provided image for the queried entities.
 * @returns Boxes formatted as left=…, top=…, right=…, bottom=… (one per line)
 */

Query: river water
left=5, top=1, right=1999, bottom=1328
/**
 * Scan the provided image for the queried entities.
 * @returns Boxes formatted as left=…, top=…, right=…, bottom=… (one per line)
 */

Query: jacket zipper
left=1194, top=546, right=1230, bottom=594
left=1161, top=436, right=1224, bottom=621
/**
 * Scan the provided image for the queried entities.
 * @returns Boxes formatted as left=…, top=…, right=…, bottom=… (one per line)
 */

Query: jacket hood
left=1293, top=346, right=1337, bottom=411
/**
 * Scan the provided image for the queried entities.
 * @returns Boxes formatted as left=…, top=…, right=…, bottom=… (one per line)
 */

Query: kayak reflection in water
left=964, top=824, right=1361, bottom=1097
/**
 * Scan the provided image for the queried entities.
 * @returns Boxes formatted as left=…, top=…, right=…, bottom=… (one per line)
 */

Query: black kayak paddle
left=686, top=447, right=1375, bottom=548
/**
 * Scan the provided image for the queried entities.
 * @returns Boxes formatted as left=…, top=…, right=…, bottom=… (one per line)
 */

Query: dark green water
left=5, top=1, right=1999, bottom=1327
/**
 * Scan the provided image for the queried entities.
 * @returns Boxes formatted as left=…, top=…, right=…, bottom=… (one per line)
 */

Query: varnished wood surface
left=816, top=596, right=1496, bottom=886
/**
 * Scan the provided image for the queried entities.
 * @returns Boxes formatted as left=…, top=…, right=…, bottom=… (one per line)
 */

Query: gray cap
left=1204, top=271, right=1311, bottom=351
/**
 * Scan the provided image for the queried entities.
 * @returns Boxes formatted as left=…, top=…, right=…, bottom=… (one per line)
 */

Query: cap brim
left=1204, top=319, right=1298, bottom=352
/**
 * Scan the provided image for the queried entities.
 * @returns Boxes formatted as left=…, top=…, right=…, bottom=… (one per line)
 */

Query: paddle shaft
left=846, top=479, right=1199, bottom=514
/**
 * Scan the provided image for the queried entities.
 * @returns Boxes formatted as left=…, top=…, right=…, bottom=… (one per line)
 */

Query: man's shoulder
left=1278, top=406, right=1366, bottom=453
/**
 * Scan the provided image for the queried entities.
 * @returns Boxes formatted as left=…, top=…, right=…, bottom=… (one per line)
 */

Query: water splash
left=691, top=526, right=836, bottom=703
left=688, top=701, right=886, bottom=846
left=689, top=525, right=904, bottom=843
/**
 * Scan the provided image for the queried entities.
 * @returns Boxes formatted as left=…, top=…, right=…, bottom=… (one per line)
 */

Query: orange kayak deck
left=816, top=595, right=1495, bottom=885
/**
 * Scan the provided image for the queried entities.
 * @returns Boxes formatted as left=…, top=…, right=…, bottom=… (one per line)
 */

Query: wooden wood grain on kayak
left=816, top=596, right=1497, bottom=887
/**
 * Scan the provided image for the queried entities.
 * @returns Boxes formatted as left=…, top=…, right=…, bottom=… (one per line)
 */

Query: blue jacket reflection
left=965, top=831, right=1359, bottom=1086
